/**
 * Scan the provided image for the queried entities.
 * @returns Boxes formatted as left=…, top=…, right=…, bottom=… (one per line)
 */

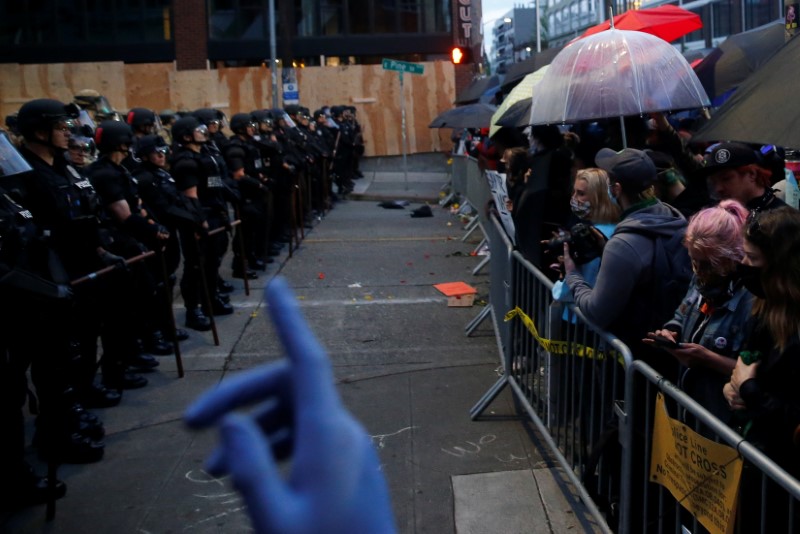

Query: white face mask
left=570, top=197, right=592, bottom=219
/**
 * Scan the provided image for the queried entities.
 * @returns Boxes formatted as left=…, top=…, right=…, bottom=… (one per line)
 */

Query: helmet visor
left=0, top=132, right=33, bottom=177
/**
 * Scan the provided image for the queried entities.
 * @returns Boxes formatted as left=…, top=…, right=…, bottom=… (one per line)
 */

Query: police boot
left=5, top=464, right=66, bottom=511
left=144, top=330, right=173, bottom=356
left=217, top=276, right=234, bottom=294
left=33, top=412, right=104, bottom=465
left=185, top=307, right=212, bottom=331
left=104, top=370, right=148, bottom=390
left=210, top=296, right=234, bottom=316
left=78, top=383, right=122, bottom=409
left=127, top=352, right=160, bottom=371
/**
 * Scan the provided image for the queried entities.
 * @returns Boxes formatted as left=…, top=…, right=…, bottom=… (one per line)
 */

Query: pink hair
left=684, top=199, right=749, bottom=269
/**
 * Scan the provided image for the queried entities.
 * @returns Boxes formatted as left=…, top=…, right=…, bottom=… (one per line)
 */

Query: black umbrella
left=694, top=31, right=798, bottom=148
left=428, top=103, right=497, bottom=129
left=496, top=99, right=532, bottom=128
left=694, top=20, right=785, bottom=101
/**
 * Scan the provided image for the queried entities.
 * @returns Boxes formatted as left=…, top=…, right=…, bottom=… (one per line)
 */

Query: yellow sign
left=650, top=393, right=743, bottom=534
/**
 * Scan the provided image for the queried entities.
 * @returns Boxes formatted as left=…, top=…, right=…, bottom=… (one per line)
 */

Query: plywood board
left=0, top=60, right=455, bottom=156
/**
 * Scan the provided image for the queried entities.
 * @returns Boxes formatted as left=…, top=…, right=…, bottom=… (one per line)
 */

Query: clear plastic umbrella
left=529, top=29, right=709, bottom=126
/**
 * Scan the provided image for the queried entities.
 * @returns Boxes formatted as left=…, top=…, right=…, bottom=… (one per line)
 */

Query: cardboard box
left=447, top=293, right=475, bottom=307
left=434, top=281, right=478, bottom=307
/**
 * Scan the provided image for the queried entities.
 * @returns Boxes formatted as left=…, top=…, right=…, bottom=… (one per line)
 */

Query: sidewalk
left=3, top=154, right=602, bottom=534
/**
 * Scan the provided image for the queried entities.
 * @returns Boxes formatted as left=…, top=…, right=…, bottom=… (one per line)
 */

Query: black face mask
left=496, top=161, right=506, bottom=174
left=696, top=277, right=733, bottom=306
left=737, top=263, right=765, bottom=298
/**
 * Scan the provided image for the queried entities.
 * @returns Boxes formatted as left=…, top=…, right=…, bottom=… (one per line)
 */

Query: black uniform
left=222, top=135, right=270, bottom=271
left=87, top=156, right=164, bottom=378
left=170, top=146, right=232, bottom=314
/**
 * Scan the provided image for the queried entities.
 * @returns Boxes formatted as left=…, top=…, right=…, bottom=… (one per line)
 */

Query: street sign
left=381, top=58, right=424, bottom=75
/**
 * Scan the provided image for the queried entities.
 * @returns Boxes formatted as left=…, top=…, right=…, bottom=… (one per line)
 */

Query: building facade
left=1, top=0, right=465, bottom=67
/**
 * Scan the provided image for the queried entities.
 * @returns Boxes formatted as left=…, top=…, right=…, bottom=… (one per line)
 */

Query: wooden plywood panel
left=218, top=65, right=274, bottom=115
left=0, top=60, right=456, bottom=156
left=169, top=69, right=218, bottom=112
left=125, top=63, right=173, bottom=113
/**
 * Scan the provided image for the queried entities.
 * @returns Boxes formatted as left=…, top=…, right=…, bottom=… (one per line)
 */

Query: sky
left=480, top=0, right=533, bottom=55
left=482, top=0, right=527, bottom=30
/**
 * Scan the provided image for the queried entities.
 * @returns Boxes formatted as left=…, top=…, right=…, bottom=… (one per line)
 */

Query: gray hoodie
left=565, top=200, right=688, bottom=343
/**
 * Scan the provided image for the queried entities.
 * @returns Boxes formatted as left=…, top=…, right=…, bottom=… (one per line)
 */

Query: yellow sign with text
left=650, top=393, right=743, bottom=534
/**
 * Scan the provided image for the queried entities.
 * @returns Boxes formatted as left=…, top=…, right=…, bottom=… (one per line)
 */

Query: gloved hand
left=99, top=250, right=127, bottom=270
left=184, top=277, right=396, bottom=534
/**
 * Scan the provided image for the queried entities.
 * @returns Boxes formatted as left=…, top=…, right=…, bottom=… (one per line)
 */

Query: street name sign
left=381, top=58, right=424, bottom=75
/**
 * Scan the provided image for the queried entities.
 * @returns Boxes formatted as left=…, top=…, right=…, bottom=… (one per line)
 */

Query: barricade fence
left=457, top=159, right=800, bottom=534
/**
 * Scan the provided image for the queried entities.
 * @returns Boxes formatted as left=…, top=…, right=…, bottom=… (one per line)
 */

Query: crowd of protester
left=463, top=111, right=800, bottom=528
left=0, top=93, right=364, bottom=512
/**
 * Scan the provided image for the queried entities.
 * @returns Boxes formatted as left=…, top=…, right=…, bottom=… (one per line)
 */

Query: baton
left=206, top=218, right=241, bottom=237
left=194, top=236, right=220, bottom=346
left=157, top=248, right=184, bottom=378
left=70, top=251, right=156, bottom=286
left=232, top=209, right=251, bottom=296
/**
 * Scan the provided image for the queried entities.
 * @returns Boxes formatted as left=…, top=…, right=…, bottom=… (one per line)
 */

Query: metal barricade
left=450, top=155, right=468, bottom=199
left=620, top=360, right=800, bottom=534
left=472, top=246, right=632, bottom=533
left=466, top=213, right=514, bottom=369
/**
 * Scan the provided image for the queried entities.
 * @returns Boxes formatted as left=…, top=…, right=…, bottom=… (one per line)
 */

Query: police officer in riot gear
left=331, top=106, right=355, bottom=195
left=170, top=116, right=234, bottom=325
left=224, top=113, right=272, bottom=273
left=133, top=134, right=193, bottom=342
left=5, top=101, right=106, bottom=466
left=88, top=120, right=168, bottom=386
left=0, top=132, right=72, bottom=508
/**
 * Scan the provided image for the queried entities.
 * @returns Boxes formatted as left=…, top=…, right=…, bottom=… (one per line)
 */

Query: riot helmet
left=74, top=89, right=118, bottom=121
left=94, top=120, right=134, bottom=154
left=135, top=134, right=169, bottom=159
left=17, top=99, right=80, bottom=148
left=230, top=113, right=256, bottom=136
left=172, top=116, right=208, bottom=145
left=251, top=110, right=274, bottom=132
left=67, top=135, right=97, bottom=167
left=192, top=108, right=226, bottom=131
left=126, top=108, right=158, bottom=134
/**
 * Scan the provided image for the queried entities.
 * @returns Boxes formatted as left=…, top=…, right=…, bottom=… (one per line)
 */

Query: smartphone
left=648, top=334, right=682, bottom=349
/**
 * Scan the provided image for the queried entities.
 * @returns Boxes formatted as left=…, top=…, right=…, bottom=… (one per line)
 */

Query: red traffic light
left=451, top=46, right=473, bottom=64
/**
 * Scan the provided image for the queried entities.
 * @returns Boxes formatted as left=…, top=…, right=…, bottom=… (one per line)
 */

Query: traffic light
left=451, top=46, right=473, bottom=64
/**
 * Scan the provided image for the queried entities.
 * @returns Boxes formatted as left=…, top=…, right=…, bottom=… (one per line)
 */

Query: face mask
left=737, top=263, right=765, bottom=298
left=696, top=277, right=733, bottom=305
left=570, top=197, right=591, bottom=219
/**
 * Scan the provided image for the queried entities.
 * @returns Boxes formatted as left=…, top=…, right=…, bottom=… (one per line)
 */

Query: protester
left=551, top=167, right=620, bottom=313
left=697, top=142, right=787, bottom=213
left=185, top=278, right=396, bottom=534
left=563, top=148, right=691, bottom=368
left=724, top=207, right=800, bottom=476
left=645, top=200, right=753, bottom=424
left=722, top=207, right=800, bottom=531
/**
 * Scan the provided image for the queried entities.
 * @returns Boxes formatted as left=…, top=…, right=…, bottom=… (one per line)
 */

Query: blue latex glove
left=184, top=277, right=397, bottom=534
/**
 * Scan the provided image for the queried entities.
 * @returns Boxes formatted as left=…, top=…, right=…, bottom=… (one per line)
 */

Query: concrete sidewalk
left=3, top=154, right=603, bottom=534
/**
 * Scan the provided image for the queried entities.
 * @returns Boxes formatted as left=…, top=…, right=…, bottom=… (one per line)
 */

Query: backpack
left=615, top=225, right=693, bottom=332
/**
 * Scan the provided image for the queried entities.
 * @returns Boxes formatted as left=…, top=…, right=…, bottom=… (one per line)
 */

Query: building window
left=0, top=0, right=172, bottom=45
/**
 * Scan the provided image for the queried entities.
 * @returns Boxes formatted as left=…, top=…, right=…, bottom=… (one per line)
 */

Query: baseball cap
left=696, top=142, right=761, bottom=177
left=595, top=147, right=657, bottom=193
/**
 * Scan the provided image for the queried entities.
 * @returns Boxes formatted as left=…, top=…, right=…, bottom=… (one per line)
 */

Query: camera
left=545, top=223, right=605, bottom=265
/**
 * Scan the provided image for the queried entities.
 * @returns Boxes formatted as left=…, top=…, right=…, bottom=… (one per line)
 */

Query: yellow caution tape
left=504, top=306, right=625, bottom=365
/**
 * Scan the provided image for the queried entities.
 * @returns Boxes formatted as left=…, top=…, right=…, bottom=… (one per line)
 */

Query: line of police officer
left=0, top=97, right=363, bottom=511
